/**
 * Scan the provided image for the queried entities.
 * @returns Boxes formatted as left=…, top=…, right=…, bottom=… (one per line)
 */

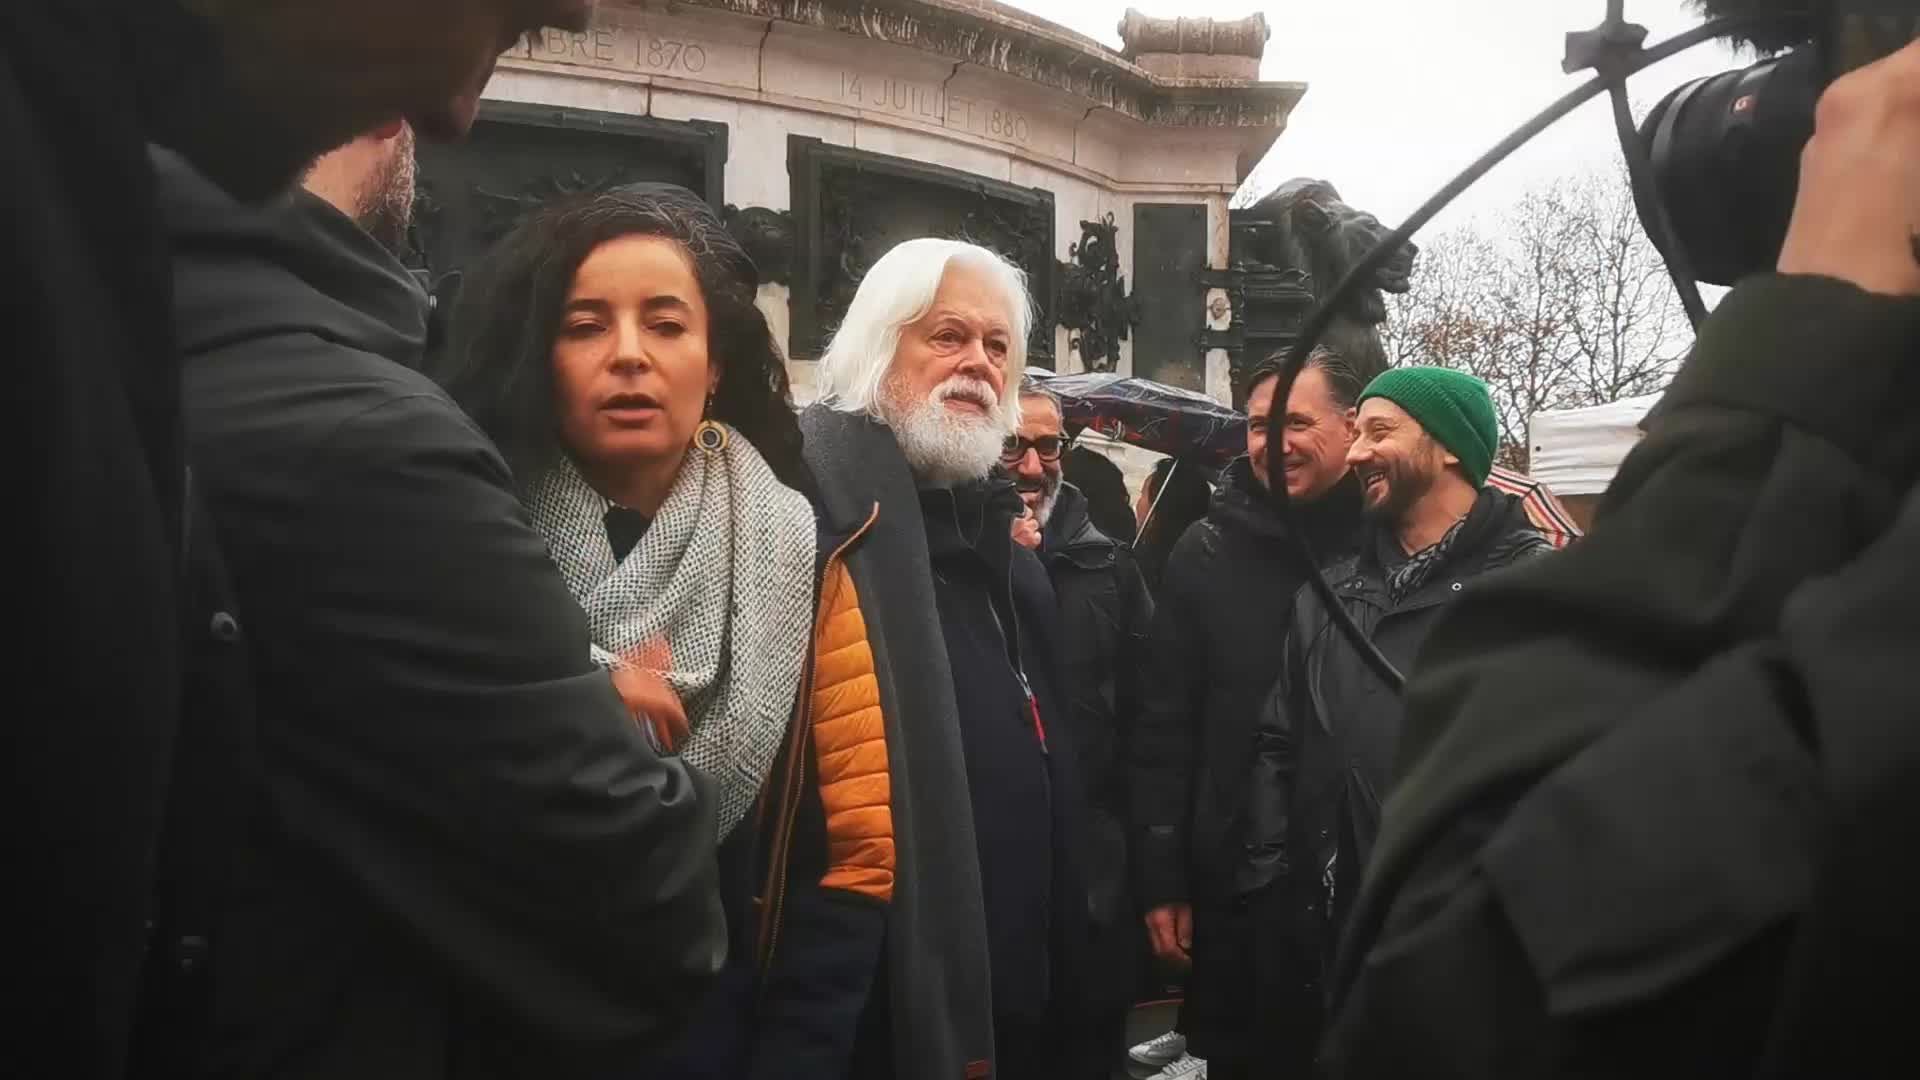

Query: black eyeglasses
left=1001, top=434, right=1066, bottom=463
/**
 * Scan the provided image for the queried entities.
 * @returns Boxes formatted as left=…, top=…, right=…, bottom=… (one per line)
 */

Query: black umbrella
left=1030, top=371, right=1246, bottom=466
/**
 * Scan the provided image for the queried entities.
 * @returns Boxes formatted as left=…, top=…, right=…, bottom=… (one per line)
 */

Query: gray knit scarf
left=527, top=428, right=817, bottom=838
left=1381, top=514, right=1469, bottom=604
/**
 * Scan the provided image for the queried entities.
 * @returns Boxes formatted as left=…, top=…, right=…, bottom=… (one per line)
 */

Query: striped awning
left=1487, top=465, right=1583, bottom=549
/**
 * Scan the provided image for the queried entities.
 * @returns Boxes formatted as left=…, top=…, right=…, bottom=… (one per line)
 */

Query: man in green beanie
left=1234, top=365, right=1550, bottom=1075
left=1351, top=365, right=1499, bottom=530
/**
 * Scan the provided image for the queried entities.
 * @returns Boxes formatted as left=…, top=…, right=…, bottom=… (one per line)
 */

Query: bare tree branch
left=1383, top=167, right=1691, bottom=470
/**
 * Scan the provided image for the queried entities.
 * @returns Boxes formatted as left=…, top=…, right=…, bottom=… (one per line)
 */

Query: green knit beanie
left=1357, top=367, right=1500, bottom=488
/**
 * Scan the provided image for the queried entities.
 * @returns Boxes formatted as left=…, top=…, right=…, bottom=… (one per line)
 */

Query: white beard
left=881, top=374, right=1007, bottom=487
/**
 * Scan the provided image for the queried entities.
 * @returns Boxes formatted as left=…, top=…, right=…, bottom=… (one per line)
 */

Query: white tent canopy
left=1528, top=394, right=1662, bottom=496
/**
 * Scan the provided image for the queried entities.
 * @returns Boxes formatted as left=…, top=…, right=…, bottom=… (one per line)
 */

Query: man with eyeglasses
left=1006, top=384, right=1155, bottom=1080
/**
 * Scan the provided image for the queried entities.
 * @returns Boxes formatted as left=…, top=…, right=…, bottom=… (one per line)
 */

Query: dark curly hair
left=432, top=183, right=812, bottom=499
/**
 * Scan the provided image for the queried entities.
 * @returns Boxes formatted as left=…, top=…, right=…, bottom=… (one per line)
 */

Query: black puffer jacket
left=1039, top=483, right=1153, bottom=1000
left=1130, top=459, right=1364, bottom=906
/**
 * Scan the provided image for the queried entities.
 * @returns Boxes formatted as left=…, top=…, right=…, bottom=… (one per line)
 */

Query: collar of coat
left=1209, top=458, right=1366, bottom=561
left=1335, top=488, right=1544, bottom=606
left=1040, top=483, right=1120, bottom=570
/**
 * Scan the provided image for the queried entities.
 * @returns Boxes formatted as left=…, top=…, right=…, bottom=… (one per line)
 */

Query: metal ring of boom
left=1260, top=12, right=1761, bottom=694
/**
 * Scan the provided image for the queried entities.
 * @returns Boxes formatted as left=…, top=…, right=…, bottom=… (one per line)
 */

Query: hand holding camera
left=1779, top=37, right=1920, bottom=296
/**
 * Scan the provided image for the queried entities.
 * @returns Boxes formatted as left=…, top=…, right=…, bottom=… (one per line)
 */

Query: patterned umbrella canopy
left=1030, top=371, right=1246, bottom=465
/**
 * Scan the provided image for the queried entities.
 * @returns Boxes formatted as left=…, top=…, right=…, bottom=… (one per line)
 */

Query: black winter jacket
left=1240, top=488, right=1552, bottom=912
left=920, top=477, right=1088, bottom=1034
left=5, top=5, right=223, bottom=1074
left=1322, top=276, right=1920, bottom=1080
left=1039, top=484, right=1154, bottom=1019
left=1041, top=484, right=1154, bottom=931
left=1130, top=460, right=1364, bottom=906
left=1238, top=490, right=1548, bottom=1080
left=799, top=408, right=998, bottom=1080
left=166, top=149, right=724, bottom=1077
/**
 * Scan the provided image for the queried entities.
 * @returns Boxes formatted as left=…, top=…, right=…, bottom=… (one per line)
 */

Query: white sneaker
left=1153, top=1053, right=1207, bottom=1079
left=1128, top=1030, right=1188, bottom=1070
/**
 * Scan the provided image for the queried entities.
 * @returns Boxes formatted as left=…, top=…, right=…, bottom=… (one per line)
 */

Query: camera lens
left=1639, top=47, right=1820, bottom=286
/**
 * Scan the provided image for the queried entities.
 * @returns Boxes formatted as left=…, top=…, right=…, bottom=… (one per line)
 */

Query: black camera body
left=1640, top=1, right=1920, bottom=285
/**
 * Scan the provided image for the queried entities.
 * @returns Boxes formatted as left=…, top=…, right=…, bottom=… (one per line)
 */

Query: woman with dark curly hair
left=434, top=184, right=896, bottom=1076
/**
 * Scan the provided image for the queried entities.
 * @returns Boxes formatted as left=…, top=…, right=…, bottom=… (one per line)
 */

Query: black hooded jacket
left=163, top=148, right=724, bottom=1076
left=1130, top=458, right=1364, bottom=906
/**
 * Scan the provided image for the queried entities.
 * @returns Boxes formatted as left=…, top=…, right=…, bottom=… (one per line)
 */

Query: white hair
left=816, top=238, right=1035, bottom=435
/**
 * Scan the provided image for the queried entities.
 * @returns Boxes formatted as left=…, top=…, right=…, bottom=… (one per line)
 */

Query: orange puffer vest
left=753, top=505, right=895, bottom=971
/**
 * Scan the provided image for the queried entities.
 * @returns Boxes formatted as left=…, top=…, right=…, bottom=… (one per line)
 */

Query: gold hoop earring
left=694, top=419, right=729, bottom=454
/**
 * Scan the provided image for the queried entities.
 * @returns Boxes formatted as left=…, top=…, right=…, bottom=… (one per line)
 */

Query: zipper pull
left=1018, top=672, right=1048, bottom=754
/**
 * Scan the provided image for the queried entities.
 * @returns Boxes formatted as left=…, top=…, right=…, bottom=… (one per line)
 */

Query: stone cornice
left=1118, top=10, right=1270, bottom=61
left=613, top=0, right=1306, bottom=128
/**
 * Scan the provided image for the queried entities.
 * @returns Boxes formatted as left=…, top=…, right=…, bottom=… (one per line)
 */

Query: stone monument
left=411, top=0, right=1305, bottom=402
left=1214, top=178, right=1420, bottom=399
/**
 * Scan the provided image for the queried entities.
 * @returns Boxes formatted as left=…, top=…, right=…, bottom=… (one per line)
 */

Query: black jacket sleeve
left=1326, top=275, right=1920, bottom=1077
left=273, top=391, right=725, bottom=1046
left=1130, top=524, right=1211, bottom=908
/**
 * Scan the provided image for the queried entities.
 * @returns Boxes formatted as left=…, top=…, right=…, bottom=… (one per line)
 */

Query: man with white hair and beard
left=801, top=239, right=1087, bottom=1080
left=1007, top=383, right=1154, bottom=1079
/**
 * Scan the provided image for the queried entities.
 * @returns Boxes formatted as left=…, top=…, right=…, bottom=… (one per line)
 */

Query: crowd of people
left=16, top=1, right=1920, bottom=1079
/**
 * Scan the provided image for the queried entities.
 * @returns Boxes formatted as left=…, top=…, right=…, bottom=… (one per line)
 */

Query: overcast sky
left=1018, top=0, right=1747, bottom=233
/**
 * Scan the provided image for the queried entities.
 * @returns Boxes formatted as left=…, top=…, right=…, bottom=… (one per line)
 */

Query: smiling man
left=1008, top=384, right=1155, bottom=1079
left=1235, top=365, right=1550, bottom=1076
left=804, top=238, right=1087, bottom=1080
left=1129, top=348, right=1365, bottom=1080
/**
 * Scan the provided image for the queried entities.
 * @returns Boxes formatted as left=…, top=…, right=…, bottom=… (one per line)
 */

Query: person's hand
left=1144, top=902, right=1194, bottom=968
left=1778, top=38, right=1920, bottom=296
left=1012, top=508, right=1042, bottom=551
left=609, top=637, right=689, bottom=752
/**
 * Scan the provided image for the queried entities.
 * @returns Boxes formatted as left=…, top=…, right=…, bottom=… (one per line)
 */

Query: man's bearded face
left=169, top=0, right=593, bottom=200
left=878, top=261, right=1016, bottom=486
left=1350, top=398, right=1448, bottom=525
left=1008, top=395, right=1065, bottom=525
left=879, top=371, right=1007, bottom=487
left=356, top=124, right=419, bottom=254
